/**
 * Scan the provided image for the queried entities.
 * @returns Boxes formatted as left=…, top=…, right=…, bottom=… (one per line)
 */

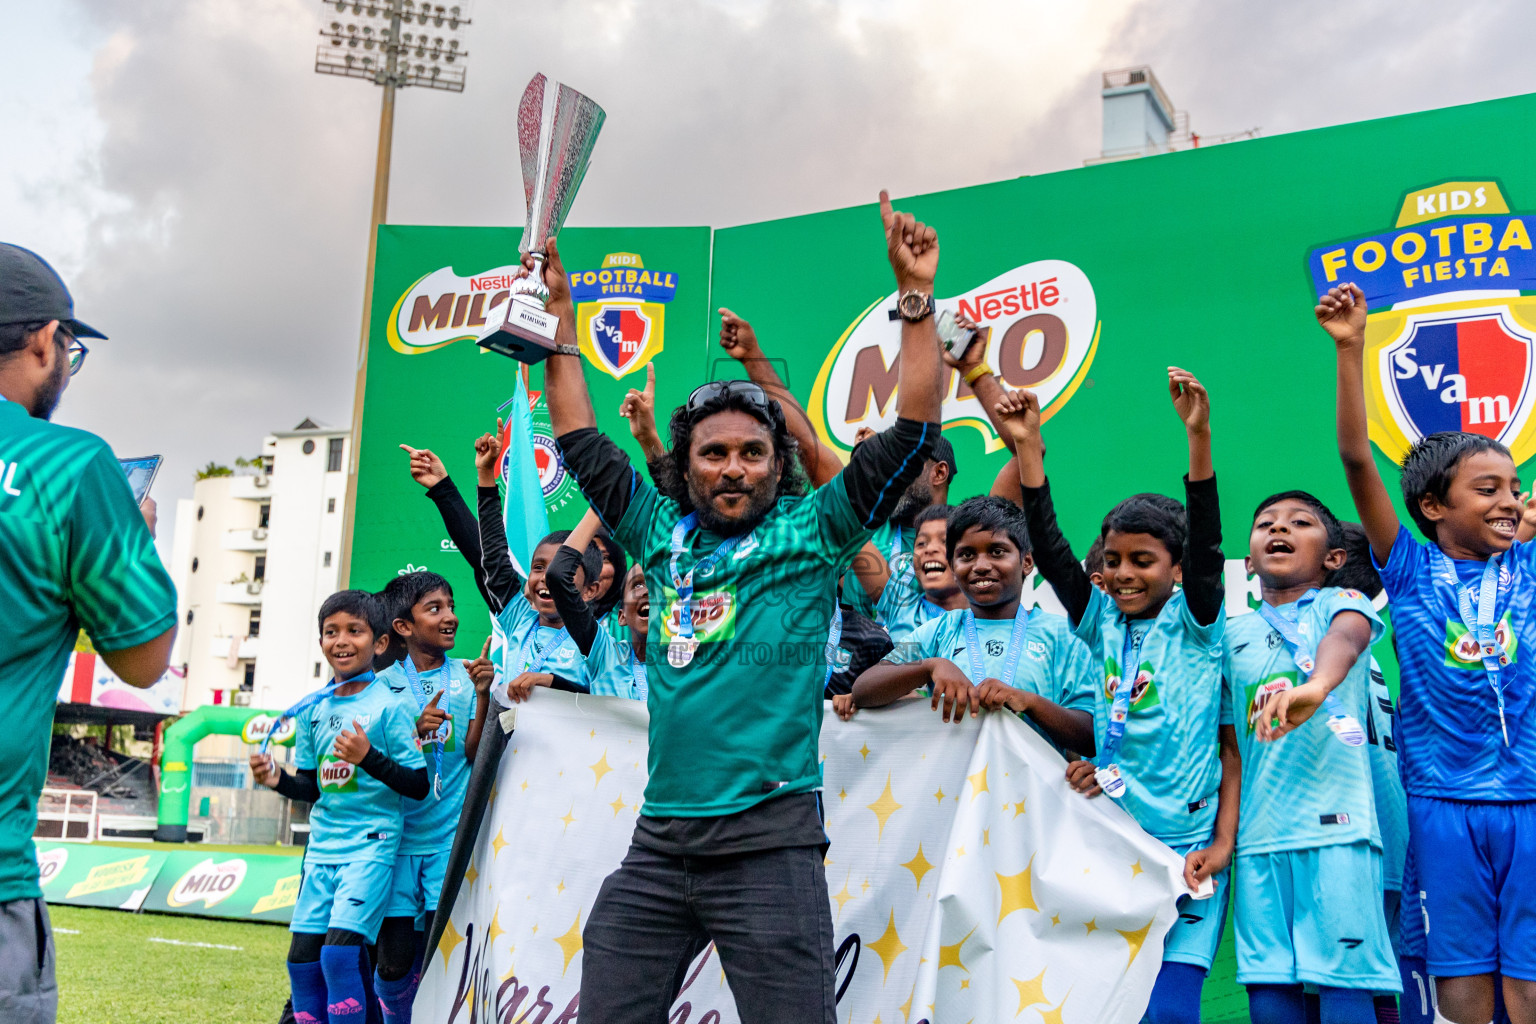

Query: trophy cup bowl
left=478, top=73, right=606, bottom=363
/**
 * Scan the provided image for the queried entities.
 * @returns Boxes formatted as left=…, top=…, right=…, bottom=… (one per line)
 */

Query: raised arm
left=533, top=237, right=597, bottom=436
left=618, top=362, right=666, bottom=463
left=997, top=389, right=1094, bottom=624
left=719, top=307, right=846, bottom=487
left=1256, top=610, right=1375, bottom=741
left=945, top=320, right=1016, bottom=454
left=401, top=444, right=494, bottom=607
left=1168, top=368, right=1224, bottom=626
left=1321, top=283, right=1399, bottom=563
left=881, top=190, right=944, bottom=425
left=546, top=510, right=603, bottom=657
left=473, top=427, right=523, bottom=614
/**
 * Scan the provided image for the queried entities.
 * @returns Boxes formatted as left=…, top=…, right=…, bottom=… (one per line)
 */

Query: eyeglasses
left=57, top=328, right=87, bottom=376
left=684, top=379, right=774, bottom=419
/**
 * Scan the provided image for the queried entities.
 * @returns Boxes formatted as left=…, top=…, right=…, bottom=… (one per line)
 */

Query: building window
left=327, top=437, right=344, bottom=473
left=248, top=609, right=261, bottom=638
left=327, top=498, right=336, bottom=513
left=314, top=662, right=322, bottom=678
left=323, top=551, right=332, bottom=568
left=241, top=663, right=255, bottom=691
left=259, top=504, right=271, bottom=528
left=191, top=557, right=199, bottom=573
left=302, top=440, right=315, bottom=455
left=253, top=555, right=266, bottom=581
left=196, top=505, right=204, bottom=521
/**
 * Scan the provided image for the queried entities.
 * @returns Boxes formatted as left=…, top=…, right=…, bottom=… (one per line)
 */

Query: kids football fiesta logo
left=1309, top=181, right=1536, bottom=462
left=811, top=260, right=1100, bottom=451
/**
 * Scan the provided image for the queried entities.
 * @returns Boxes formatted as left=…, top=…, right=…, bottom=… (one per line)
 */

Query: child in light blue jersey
left=372, top=571, right=494, bottom=1024
left=845, top=496, right=1096, bottom=754
left=847, top=503, right=969, bottom=644
left=547, top=510, right=649, bottom=701
left=472, top=428, right=589, bottom=698
left=1005, top=371, right=1240, bottom=1024
left=1226, top=491, right=1398, bottom=1024
left=1322, top=282, right=1536, bottom=1024
left=251, top=591, right=428, bottom=1024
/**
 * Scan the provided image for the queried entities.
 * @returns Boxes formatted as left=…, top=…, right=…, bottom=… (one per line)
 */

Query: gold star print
left=498, top=952, right=518, bottom=983
left=1084, top=918, right=1098, bottom=935
left=556, top=880, right=566, bottom=894
left=866, top=773, right=904, bottom=839
left=590, top=752, right=612, bottom=787
left=1050, top=913, right=1061, bottom=927
left=859, top=743, right=871, bottom=760
left=959, top=979, right=969, bottom=990
left=554, top=912, right=584, bottom=975
left=832, top=874, right=855, bottom=918
left=861, top=878, right=871, bottom=893
left=997, top=856, right=1038, bottom=922
left=983, top=829, right=990, bottom=847
left=491, top=828, right=509, bottom=858
left=1117, top=918, right=1156, bottom=968
left=839, top=788, right=847, bottom=801
left=934, top=787, right=945, bottom=803
left=937, top=926, right=975, bottom=973
left=865, top=910, right=909, bottom=982
left=609, top=793, right=627, bottom=817
left=1012, top=799, right=1027, bottom=818
left=531, top=924, right=538, bottom=934
left=1131, top=859, right=1144, bottom=878
left=520, top=780, right=528, bottom=792
left=489, top=783, right=497, bottom=805
left=899, top=989, right=915, bottom=1023
left=1040, top=993, right=1071, bottom=1024
left=559, top=803, right=577, bottom=831
left=901, top=845, right=935, bottom=889
left=956, top=844, right=967, bottom=858
left=1012, top=969, right=1048, bottom=1015
left=589, top=729, right=595, bottom=738
left=464, top=862, right=478, bottom=886
left=437, top=918, right=466, bottom=969
left=486, top=909, right=505, bottom=947
left=966, top=766, right=988, bottom=799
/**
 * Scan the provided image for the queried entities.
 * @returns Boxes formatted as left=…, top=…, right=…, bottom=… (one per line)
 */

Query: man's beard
left=30, top=353, right=68, bottom=421
left=889, top=477, right=934, bottom=527
left=687, top=473, right=779, bottom=536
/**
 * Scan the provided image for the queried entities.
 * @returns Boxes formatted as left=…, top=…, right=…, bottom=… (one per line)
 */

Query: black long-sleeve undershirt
left=424, top=476, right=494, bottom=609
left=547, top=546, right=601, bottom=657
left=272, top=752, right=429, bottom=803
left=1020, top=474, right=1224, bottom=627
left=274, top=767, right=320, bottom=803
left=474, top=484, right=526, bottom=616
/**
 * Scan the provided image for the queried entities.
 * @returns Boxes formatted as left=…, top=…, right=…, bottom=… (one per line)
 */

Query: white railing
left=35, top=788, right=98, bottom=843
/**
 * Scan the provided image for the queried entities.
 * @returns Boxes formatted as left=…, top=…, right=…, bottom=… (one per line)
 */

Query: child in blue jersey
left=1321, top=282, right=1536, bottom=1024
left=1225, top=491, right=1398, bottom=1024
left=372, top=572, right=494, bottom=1024
left=472, top=428, right=589, bottom=698
left=844, top=496, right=1097, bottom=754
left=847, top=503, right=970, bottom=644
left=545, top=510, right=649, bottom=700
left=1004, top=373, right=1240, bottom=1024
left=250, top=591, right=429, bottom=1024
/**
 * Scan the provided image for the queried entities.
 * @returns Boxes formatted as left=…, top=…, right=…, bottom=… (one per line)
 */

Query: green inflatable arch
left=154, top=706, right=295, bottom=842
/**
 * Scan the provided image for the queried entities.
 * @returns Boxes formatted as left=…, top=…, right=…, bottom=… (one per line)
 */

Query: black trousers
left=578, top=839, right=836, bottom=1024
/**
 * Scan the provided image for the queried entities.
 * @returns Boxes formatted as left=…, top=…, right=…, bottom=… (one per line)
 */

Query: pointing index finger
left=878, top=189, right=894, bottom=228
left=399, top=444, right=420, bottom=456
left=426, top=691, right=443, bottom=707
left=481, top=636, right=493, bottom=658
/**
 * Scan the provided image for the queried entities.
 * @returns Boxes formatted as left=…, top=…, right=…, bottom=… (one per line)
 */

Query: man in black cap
left=0, top=244, right=177, bottom=1023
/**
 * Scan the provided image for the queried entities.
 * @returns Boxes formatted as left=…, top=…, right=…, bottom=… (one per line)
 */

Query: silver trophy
left=478, top=73, right=606, bottom=362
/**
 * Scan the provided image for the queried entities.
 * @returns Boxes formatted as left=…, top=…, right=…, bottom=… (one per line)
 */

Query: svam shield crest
left=1382, top=307, right=1536, bottom=450
left=589, top=304, right=653, bottom=377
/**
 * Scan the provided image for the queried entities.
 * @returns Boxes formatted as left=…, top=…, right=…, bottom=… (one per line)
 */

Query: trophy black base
left=477, top=298, right=561, bottom=364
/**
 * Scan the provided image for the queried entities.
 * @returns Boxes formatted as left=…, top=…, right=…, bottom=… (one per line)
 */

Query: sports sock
left=1145, top=961, right=1206, bottom=1024
left=1318, top=987, right=1376, bottom=1024
left=1399, top=956, right=1433, bottom=1024
left=1374, top=994, right=1402, bottom=1023
left=320, top=943, right=372, bottom=1022
left=1249, top=984, right=1308, bottom=1024
left=287, top=959, right=328, bottom=1024
left=374, top=969, right=415, bottom=1024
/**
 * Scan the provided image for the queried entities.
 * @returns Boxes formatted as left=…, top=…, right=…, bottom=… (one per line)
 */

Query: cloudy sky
left=5, top=0, right=1535, bottom=524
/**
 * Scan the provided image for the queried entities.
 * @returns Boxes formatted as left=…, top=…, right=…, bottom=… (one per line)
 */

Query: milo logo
left=239, top=713, right=296, bottom=747
left=661, top=588, right=737, bottom=643
left=1243, top=674, right=1296, bottom=733
left=36, top=847, right=67, bottom=887
left=166, top=857, right=248, bottom=909
left=418, top=718, right=456, bottom=752
left=1104, top=659, right=1160, bottom=711
left=319, top=756, right=359, bottom=793
left=1445, top=614, right=1517, bottom=668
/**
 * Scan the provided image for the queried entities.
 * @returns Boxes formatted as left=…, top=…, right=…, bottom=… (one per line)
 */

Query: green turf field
left=52, top=905, right=289, bottom=1024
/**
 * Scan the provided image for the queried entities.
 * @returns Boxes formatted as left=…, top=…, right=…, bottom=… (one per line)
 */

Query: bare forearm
left=1187, top=426, right=1212, bottom=483
left=564, top=508, right=603, bottom=554
left=852, top=660, right=933, bottom=708
left=1023, top=701, right=1095, bottom=755
left=1212, top=725, right=1241, bottom=849
left=1016, top=436, right=1045, bottom=489
left=739, top=344, right=844, bottom=485
left=1309, top=613, right=1373, bottom=695
left=1336, top=346, right=1399, bottom=561
left=546, top=311, right=596, bottom=435
left=895, top=317, right=943, bottom=422
left=464, top=692, right=490, bottom=762
left=966, top=372, right=1016, bottom=453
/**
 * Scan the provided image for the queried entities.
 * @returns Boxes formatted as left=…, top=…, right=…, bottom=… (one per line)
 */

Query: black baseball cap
left=0, top=244, right=106, bottom=339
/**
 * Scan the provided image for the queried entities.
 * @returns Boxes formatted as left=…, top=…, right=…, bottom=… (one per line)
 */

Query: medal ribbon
left=960, top=609, right=1030, bottom=688
left=518, top=623, right=572, bottom=673
left=667, top=512, right=750, bottom=643
left=1097, top=622, right=1142, bottom=770
left=401, top=657, right=448, bottom=798
left=824, top=605, right=845, bottom=687
left=260, top=669, right=376, bottom=757
left=1256, top=591, right=1358, bottom=736
left=1431, top=548, right=1511, bottom=746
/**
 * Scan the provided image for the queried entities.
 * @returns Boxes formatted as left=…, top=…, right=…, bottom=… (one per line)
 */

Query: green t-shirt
left=0, top=400, right=177, bottom=901
left=616, top=475, right=869, bottom=817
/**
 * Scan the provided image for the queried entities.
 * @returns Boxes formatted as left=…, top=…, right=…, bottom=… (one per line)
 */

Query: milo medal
left=668, top=636, right=698, bottom=668
left=1095, top=764, right=1127, bottom=799
left=1326, top=713, right=1367, bottom=746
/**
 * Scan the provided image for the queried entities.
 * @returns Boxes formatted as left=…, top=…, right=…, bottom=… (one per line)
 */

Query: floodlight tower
left=316, top=0, right=471, bottom=585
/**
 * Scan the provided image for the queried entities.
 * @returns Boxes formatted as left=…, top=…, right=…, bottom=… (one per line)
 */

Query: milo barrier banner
left=416, top=693, right=1190, bottom=1024
left=36, top=842, right=302, bottom=923
left=352, top=95, right=1536, bottom=695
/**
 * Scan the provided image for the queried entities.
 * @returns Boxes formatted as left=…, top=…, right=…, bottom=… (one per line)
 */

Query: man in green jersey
left=525, top=192, right=944, bottom=1023
left=0, top=244, right=177, bottom=1024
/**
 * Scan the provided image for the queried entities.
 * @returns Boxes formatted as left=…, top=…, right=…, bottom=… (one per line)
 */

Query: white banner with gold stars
left=417, top=691, right=1191, bottom=1024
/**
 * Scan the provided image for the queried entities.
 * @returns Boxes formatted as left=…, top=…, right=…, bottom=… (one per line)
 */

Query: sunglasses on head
left=684, top=379, right=775, bottom=419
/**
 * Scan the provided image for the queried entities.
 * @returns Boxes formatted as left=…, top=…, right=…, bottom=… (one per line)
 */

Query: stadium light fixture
left=317, top=1, right=472, bottom=585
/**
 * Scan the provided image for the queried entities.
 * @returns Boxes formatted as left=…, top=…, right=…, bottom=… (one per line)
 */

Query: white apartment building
left=168, top=419, right=350, bottom=714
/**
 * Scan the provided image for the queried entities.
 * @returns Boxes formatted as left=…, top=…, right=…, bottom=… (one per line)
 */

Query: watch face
left=899, top=292, right=930, bottom=319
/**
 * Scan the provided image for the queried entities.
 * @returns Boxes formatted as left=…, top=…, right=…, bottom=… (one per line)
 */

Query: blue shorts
left=1234, top=842, right=1399, bottom=992
left=1398, top=843, right=1427, bottom=961
left=386, top=850, right=450, bottom=919
left=1162, top=840, right=1231, bottom=971
left=291, top=860, right=394, bottom=942
left=1408, top=796, right=1536, bottom=980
